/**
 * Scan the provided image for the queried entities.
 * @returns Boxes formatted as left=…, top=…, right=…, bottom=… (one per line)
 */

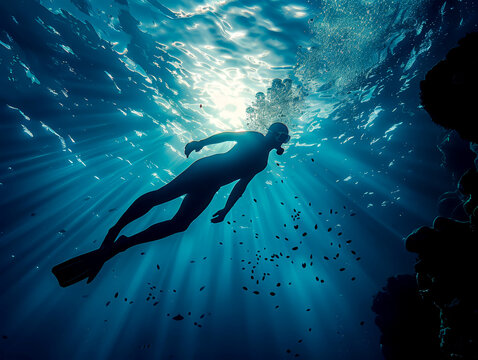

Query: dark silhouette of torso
left=181, top=131, right=269, bottom=189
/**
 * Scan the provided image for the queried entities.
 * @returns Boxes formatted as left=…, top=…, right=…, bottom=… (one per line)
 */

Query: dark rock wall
left=374, top=33, right=478, bottom=360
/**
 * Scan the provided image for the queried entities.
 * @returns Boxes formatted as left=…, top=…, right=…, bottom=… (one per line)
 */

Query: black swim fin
left=52, top=249, right=106, bottom=287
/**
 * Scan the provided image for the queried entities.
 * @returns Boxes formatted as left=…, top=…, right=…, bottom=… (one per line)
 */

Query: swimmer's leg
left=112, top=190, right=217, bottom=254
left=101, top=178, right=190, bottom=249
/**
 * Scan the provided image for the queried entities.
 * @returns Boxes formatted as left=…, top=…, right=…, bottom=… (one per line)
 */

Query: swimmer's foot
left=100, top=226, right=120, bottom=252
left=86, top=245, right=115, bottom=284
left=86, top=235, right=128, bottom=284
left=112, top=235, right=129, bottom=256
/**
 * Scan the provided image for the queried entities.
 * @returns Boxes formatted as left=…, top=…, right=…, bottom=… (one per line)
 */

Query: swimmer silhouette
left=52, top=123, right=290, bottom=287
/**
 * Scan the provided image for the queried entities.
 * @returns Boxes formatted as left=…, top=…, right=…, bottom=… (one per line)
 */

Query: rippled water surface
left=1, top=0, right=477, bottom=359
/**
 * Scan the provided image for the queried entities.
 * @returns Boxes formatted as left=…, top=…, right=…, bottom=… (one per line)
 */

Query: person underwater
left=52, top=122, right=291, bottom=287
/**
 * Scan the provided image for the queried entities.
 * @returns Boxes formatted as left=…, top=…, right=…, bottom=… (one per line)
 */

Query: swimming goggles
left=275, top=131, right=290, bottom=143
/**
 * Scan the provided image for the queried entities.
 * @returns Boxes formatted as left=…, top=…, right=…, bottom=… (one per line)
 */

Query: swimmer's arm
left=211, top=177, right=252, bottom=223
left=199, top=131, right=248, bottom=147
left=186, top=131, right=252, bottom=157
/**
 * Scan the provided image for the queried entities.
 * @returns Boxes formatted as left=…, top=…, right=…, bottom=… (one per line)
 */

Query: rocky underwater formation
left=373, top=33, right=478, bottom=360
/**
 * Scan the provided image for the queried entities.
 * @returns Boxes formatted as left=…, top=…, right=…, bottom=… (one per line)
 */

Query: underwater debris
left=172, top=314, right=184, bottom=320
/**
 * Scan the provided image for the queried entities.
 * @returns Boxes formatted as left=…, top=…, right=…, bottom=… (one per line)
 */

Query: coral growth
left=406, top=168, right=478, bottom=358
left=372, top=275, right=441, bottom=360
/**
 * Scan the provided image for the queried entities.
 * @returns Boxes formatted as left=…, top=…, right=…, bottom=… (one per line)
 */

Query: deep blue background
left=1, top=0, right=477, bottom=359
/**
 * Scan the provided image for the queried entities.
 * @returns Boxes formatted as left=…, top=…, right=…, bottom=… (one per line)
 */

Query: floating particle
left=350, top=213, right=356, bottom=216
left=270, top=292, right=276, bottom=296
left=200, top=314, right=205, bottom=319
left=153, top=302, right=159, bottom=306
left=346, top=240, right=352, bottom=244
left=199, top=104, right=202, bottom=108
left=360, top=321, right=364, bottom=326
left=298, top=339, right=303, bottom=343
left=314, top=224, right=317, bottom=229
left=173, top=314, right=184, bottom=320
left=351, top=277, right=356, bottom=281
left=141, top=252, right=145, bottom=255
left=276, top=282, right=281, bottom=287
left=339, top=268, right=345, bottom=272
left=30, top=213, right=35, bottom=216
left=243, top=286, right=248, bottom=291
left=337, top=232, right=342, bottom=236
left=114, top=292, right=119, bottom=298
left=199, top=286, right=205, bottom=291
left=351, top=250, right=356, bottom=255
left=58, top=229, right=66, bottom=234
left=327, top=228, right=332, bottom=232
left=2, top=335, right=8, bottom=339
left=253, top=291, right=260, bottom=295
left=275, top=305, right=280, bottom=309
left=294, top=225, right=299, bottom=229
left=302, top=263, right=306, bottom=268
left=323, top=256, right=329, bottom=260
left=302, top=232, right=307, bottom=237
left=292, top=246, right=298, bottom=250
left=105, top=301, right=110, bottom=307
left=253, top=198, right=257, bottom=203
left=356, top=257, right=361, bottom=261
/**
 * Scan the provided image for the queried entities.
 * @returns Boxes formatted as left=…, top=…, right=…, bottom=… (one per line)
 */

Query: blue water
left=1, top=0, right=477, bottom=359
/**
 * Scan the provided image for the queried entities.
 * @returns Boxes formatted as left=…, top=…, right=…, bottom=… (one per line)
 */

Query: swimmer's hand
left=211, top=209, right=227, bottom=223
left=185, top=141, right=203, bottom=158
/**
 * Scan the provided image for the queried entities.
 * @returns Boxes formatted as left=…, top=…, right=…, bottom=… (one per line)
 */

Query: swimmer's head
left=267, top=122, right=290, bottom=155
